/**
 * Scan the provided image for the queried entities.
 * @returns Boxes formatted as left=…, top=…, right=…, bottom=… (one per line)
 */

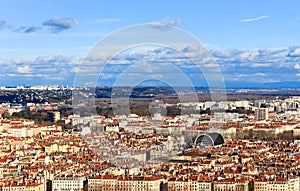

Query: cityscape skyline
left=2, top=2, right=300, bottom=191
left=1, top=87, right=300, bottom=190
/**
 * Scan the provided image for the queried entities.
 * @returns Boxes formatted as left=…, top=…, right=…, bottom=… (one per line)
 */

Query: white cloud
left=71, top=67, right=81, bottom=73
left=250, top=63, right=272, bottom=68
left=294, top=63, right=300, bottom=69
left=288, top=48, right=300, bottom=57
left=42, top=18, right=78, bottom=33
left=253, top=72, right=266, bottom=76
left=240, top=16, right=269, bottom=23
left=7, top=73, right=17, bottom=77
left=91, top=18, right=122, bottom=23
left=237, top=73, right=266, bottom=77
left=108, top=59, right=131, bottom=65
left=238, top=52, right=251, bottom=59
left=17, top=65, right=31, bottom=73
left=15, top=26, right=41, bottom=33
left=148, top=18, right=181, bottom=28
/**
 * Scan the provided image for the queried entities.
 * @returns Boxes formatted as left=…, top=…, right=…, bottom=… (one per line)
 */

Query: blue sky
left=1, top=0, right=300, bottom=87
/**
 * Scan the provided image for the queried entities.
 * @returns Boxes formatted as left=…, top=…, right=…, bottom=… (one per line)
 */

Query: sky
left=1, top=0, right=300, bottom=88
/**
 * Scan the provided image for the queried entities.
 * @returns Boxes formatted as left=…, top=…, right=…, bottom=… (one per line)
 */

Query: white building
left=213, top=179, right=249, bottom=191
left=9, top=127, right=27, bottom=137
left=52, top=175, right=85, bottom=191
left=255, top=108, right=269, bottom=120
left=254, top=177, right=300, bottom=191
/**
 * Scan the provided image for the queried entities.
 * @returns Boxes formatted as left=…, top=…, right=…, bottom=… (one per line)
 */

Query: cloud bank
left=2, top=46, right=300, bottom=87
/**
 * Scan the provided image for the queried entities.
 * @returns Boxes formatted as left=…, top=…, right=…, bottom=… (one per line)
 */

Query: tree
left=166, top=105, right=181, bottom=117
left=2, top=111, right=10, bottom=119
left=277, top=130, right=293, bottom=141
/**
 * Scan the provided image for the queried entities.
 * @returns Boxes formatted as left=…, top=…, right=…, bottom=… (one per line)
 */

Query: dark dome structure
left=194, top=132, right=224, bottom=147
